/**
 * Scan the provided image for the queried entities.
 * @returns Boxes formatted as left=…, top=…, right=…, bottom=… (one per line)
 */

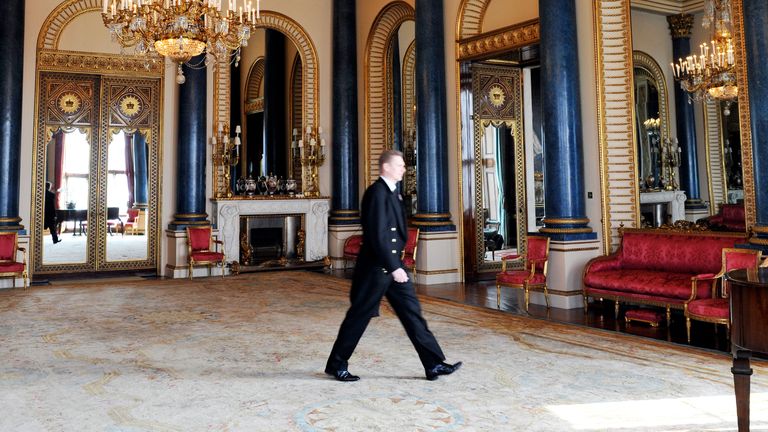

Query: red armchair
left=186, top=226, right=226, bottom=279
left=0, top=232, right=28, bottom=289
left=402, top=227, right=420, bottom=275
left=496, top=235, right=550, bottom=311
left=702, top=203, right=745, bottom=232
left=123, top=209, right=143, bottom=236
left=684, top=248, right=761, bottom=343
left=342, top=234, right=363, bottom=268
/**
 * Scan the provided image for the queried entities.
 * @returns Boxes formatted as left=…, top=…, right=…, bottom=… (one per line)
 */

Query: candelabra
left=211, top=123, right=240, bottom=198
left=294, top=125, right=326, bottom=197
left=660, top=137, right=681, bottom=191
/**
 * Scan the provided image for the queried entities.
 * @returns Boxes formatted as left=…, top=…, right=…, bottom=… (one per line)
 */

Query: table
left=726, top=267, right=768, bottom=431
left=55, top=209, right=88, bottom=235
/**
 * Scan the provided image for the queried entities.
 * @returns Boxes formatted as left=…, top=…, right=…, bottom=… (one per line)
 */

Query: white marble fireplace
left=639, top=190, right=687, bottom=225
left=211, top=197, right=330, bottom=263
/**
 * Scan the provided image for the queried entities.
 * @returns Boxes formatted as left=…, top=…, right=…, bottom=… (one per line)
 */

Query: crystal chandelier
left=671, top=0, right=737, bottom=112
left=102, top=0, right=260, bottom=84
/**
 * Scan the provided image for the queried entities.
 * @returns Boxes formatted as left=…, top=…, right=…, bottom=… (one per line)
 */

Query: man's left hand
left=392, top=268, right=409, bottom=283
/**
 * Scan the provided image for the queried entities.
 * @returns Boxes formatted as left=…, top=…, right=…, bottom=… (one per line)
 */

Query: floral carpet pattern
left=1, top=272, right=767, bottom=431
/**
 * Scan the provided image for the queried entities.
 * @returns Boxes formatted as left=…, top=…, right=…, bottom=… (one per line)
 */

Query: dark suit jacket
left=44, top=189, right=57, bottom=229
left=355, top=178, right=408, bottom=274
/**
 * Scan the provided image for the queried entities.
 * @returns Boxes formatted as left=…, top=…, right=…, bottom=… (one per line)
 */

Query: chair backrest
left=343, top=234, right=363, bottom=258
left=721, top=248, right=761, bottom=296
left=403, top=227, right=419, bottom=257
left=0, top=232, right=17, bottom=262
left=526, top=235, right=550, bottom=273
left=187, top=226, right=213, bottom=252
left=107, top=207, right=120, bottom=220
left=126, top=208, right=139, bottom=223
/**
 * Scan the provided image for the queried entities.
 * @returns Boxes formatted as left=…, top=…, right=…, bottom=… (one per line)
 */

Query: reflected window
left=62, top=130, right=90, bottom=209
left=108, top=131, right=129, bottom=213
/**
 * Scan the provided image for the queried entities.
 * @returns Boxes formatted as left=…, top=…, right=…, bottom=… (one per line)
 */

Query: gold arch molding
left=244, top=57, right=265, bottom=114
left=456, top=0, right=491, bottom=39
left=633, top=50, right=671, bottom=143
left=364, top=1, right=415, bottom=184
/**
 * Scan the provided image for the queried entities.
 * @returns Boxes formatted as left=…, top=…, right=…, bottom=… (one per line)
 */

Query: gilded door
left=33, top=72, right=161, bottom=274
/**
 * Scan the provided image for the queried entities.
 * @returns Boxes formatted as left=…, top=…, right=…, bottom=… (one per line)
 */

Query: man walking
left=325, top=150, right=461, bottom=381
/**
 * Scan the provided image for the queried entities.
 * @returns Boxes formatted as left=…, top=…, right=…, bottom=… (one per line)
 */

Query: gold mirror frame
left=33, top=0, right=164, bottom=274
left=633, top=50, right=670, bottom=144
left=594, top=0, right=755, bottom=252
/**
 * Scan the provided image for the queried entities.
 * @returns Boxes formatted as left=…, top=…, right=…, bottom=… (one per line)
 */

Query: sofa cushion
left=584, top=269, right=711, bottom=300
left=687, top=298, right=729, bottom=319
left=619, top=232, right=744, bottom=275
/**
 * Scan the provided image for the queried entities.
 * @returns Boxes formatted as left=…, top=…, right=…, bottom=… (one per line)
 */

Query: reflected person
left=44, top=182, right=61, bottom=244
left=325, top=150, right=462, bottom=381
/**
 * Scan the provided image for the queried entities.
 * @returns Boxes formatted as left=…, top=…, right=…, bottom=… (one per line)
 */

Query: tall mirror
left=389, top=21, right=417, bottom=215
left=43, top=128, right=90, bottom=265
left=631, top=4, right=746, bottom=230
left=239, top=28, right=302, bottom=190
left=460, top=47, right=537, bottom=276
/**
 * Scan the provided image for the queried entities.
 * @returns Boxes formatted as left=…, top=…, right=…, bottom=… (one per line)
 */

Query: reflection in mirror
left=720, top=101, right=743, bottom=203
left=239, top=28, right=301, bottom=191
left=634, top=67, right=662, bottom=190
left=480, top=121, right=519, bottom=262
left=42, top=128, right=89, bottom=265
left=105, top=130, right=149, bottom=262
left=392, top=21, right=417, bottom=215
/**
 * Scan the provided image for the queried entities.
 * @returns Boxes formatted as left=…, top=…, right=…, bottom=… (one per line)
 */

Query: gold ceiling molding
left=630, top=0, right=705, bottom=14
left=455, top=0, right=491, bottom=40
left=37, top=50, right=164, bottom=76
left=363, top=1, right=415, bottom=184
left=245, top=57, right=265, bottom=102
left=457, top=19, right=540, bottom=62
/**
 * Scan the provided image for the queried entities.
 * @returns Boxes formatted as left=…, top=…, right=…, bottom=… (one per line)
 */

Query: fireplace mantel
left=211, top=197, right=330, bottom=263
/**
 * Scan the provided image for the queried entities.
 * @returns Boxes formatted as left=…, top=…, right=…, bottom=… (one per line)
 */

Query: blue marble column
left=743, top=0, right=768, bottom=247
left=538, top=0, right=595, bottom=240
left=0, top=0, right=24, bottom=231
left=330, top=0, right=360, bottom=225
left=667, top=14, right=704, bottom=207
left=414, top=0, right=454, bottom=231
left=169, top=54, right=208, bottom=229
left=133, top=132, right=148, bottom=209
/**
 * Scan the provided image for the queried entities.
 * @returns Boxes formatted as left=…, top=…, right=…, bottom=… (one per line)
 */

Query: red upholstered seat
left=495, top=235, right=550, bottom=311
left=402, top=227, right=419, bottom=275
left=684, top=247, right=761, bottom=343
left=584, top=269, right=711, bottom=300
left=342, top=234, right=363, bottom=269
left=186, top=226, right=226, bottom=279
left=0, top=232, right=28, bottom=289
left=704, top=204, right=746, bottom=232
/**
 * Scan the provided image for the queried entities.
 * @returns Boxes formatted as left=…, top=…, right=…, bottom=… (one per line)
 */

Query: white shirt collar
left=380, top=176, right=397, bottom=192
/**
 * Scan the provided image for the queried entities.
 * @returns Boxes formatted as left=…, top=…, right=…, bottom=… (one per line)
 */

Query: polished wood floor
left=330, top=269, right=732, bottom=354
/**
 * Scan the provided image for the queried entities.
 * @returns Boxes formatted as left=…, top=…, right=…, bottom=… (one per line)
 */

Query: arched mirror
left=633, top=50, right=670, bottom=193
left=238, top=28, right=303, bottom=190
left=719, top=101, right=743, bottom=203
left=391, top=21, right=417, bottom=215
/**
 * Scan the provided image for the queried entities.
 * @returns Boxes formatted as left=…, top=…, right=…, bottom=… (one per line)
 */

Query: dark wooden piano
left=726, top=267, right=768, bottom=432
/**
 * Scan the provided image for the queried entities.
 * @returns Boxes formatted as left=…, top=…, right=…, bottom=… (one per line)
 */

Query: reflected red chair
left=0, top=232, right=28, bottom=289
left=402, top=227, right=420, bottom=275
left=496, top=235, right=550, bottom=311
left=123, top=209, right=139, bottom=236
left=186, top=226, right=226, bottom=279
left=342, top=234, right=363, bottom=268
left=684, top=248, right=761, bottom=343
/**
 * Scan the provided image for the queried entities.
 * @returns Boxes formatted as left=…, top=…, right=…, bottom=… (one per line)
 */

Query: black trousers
left=326, top=268, right=445, bottom=372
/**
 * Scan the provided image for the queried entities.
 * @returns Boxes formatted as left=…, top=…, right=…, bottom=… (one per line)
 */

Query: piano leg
left=732, top=349, right=753, bottom=432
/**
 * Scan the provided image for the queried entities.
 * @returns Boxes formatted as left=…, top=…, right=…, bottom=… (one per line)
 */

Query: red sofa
left=582, top=227, right=748, bottom=324
left=701, top=203, right=745, bottom=232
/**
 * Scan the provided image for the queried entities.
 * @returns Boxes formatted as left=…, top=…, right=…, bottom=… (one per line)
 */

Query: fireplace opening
left=239, top=214, right=303, bottom=265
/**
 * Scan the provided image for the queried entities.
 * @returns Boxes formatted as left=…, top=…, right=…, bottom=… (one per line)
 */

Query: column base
left=413, top=229, right=460, bottom=285
left=746, top=225, right=768, bottom=253
left=329, top=209, right=360, bottom=226
left=685, top=206, right=711, bottom=223
left=411, top=213, right=456, bottom=232
left=328, top=224, right=362, bottom=269
left=164, top=228, right=228, bottom=279
left=167, top=213, right=210, bottom=231
left=527, top=237, right=601, bottom=309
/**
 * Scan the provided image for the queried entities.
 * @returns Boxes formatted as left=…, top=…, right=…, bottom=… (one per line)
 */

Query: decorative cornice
left=244, top=97, right=264, bottom=114
left=457, top=19, right=539, bottom=61
left=667, top=13, right=695, bottom=39
left=37, top=50, right=164, bottom=76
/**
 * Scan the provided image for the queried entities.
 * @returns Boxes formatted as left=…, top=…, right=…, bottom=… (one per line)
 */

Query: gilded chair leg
left=524, top=288, right=530, bottom=313
left=221, top=262, right=225, bottom=279
left=208, top=264, right=212, bottom=277
left=496, top=284, right=501, bottom=309
left=666, top=306, right=671, bottom=326
left=543, top=285, right=550, bottom=309
left=583, top=295, right=588, bottom=313
left=23, top=272, right=28, bottom=290
left=614, top=301, right=620, bottom=319
left=188, top=262, right=194, bottom=280
left=686, top=317, right=691, bottom=344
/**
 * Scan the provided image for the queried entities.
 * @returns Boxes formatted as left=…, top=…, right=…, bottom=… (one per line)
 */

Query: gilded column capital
left=667, top=14, right=694, bottom=39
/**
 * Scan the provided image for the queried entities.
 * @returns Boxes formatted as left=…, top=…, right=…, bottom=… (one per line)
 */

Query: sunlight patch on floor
left=547, top=392, right=768, bottom=430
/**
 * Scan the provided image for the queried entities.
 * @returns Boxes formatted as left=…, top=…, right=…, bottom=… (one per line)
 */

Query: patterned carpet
left=1, top=271, right=767, bottom=431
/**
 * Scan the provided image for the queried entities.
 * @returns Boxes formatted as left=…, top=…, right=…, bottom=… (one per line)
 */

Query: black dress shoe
left=325, top=369, right=360, bottom=382
left=425, top=361, right=462, bottom=381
